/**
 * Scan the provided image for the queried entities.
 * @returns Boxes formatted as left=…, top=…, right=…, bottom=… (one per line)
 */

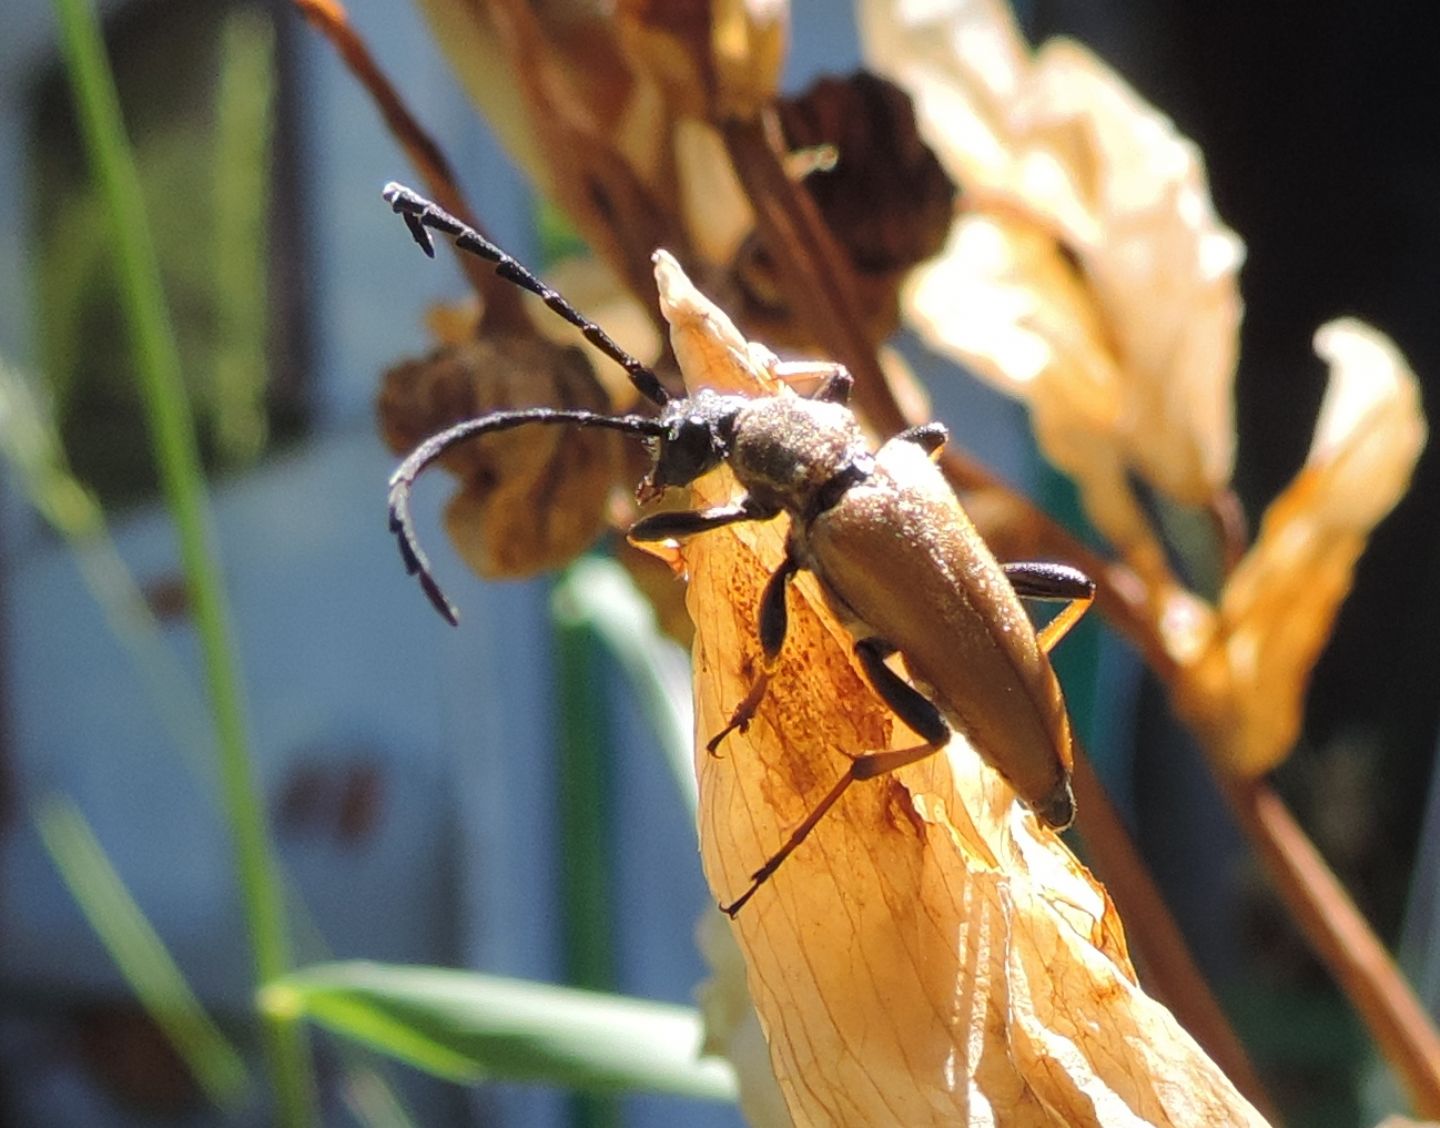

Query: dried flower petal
left=377, top=333, right=624, bottom=578
left=864, top=0, right=1243, bottom=533
left=654, top=252, right=1267, bottom=1125
left=1177, top=320, right=1426, bottom=776
left=694, top=910, right=791, bottom=1127
left=906, top=211, right=1181, bottom=579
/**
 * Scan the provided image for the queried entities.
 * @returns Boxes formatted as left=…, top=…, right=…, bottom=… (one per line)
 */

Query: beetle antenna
left=383, top=182, right=671, bottom=407
left=388, top=407, right=667, bottom=624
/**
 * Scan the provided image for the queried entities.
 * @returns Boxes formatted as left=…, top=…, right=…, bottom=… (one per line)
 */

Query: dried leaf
left=1178, top=320, right=1426, bottom=775
left=653, top=253, right=1268, bottom=1125
left=905, top=212, right=1180, bottom=580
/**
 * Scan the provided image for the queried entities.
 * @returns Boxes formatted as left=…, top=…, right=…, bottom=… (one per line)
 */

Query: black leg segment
left=1002, top=561, right=1094, bottom=602
left=706, top=549, right=801, bottom=755
left=854, top=638, right=950, bottom=746
left=894, top=422, right=949, bottom=455
left=1002, top=561, right=1095, bottom=654
left=629, top=496, right=779, bottom=542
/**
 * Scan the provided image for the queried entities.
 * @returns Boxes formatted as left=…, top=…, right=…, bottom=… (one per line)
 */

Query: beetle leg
left=706, top=550, right=801, bottom=755
left=1002, top=561, right=1096, bottom=653
left=894, top=422, right=948, bottom=455
left=629, top=496, right=778, bottom=541
left=719, top=637, right=949, bottom=916
left=771, top=360, right=853, bottom=404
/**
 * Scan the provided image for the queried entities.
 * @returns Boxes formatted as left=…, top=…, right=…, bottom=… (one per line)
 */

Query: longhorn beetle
left=382, top=182, right=1095, bottom=916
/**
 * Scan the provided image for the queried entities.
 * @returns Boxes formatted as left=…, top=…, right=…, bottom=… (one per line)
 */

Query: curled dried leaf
left=1177, top=320, right=1427, bottom=776
left=655, top=253, right=1267, bottom=1125
left=377, top=333, right=625, bottom=578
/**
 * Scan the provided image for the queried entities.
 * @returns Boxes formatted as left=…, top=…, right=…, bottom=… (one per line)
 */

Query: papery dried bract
left=655, top=253, right=1267, bottom=1125
left=864, top=0, right=1243, bottom=567
left=1177, top=320, right=1426, bottom=775
left=377, top=334, right=623, bottom=578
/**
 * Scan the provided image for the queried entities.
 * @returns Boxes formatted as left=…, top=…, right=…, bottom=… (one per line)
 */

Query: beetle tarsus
left=706, top=671, right=771, bottom=756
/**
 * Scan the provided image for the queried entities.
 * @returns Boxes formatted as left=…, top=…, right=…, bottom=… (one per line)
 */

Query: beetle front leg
left=629, top=496, right=778, bottom=541
left=706, top=549, right=801, bottom=755
left=1002, top=561, right=1096, bottom=654
left=720, top=637, right=949, bottom=916
left=771, top=360, right=853, bottom=404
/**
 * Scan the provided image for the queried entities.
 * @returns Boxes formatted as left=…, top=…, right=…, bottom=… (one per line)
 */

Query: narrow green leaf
left=49, top=0, right=311, bottom=1120
left=262, top=962, right=737, bottom=1103
left=35, top=795, right=250, bottom=1108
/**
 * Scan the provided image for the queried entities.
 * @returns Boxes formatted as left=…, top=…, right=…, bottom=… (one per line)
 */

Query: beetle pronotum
left=382, top=182, right=1094, bottom=915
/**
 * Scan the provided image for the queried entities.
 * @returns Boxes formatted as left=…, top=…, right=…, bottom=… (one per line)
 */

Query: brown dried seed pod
left=377, top=333, right=625, bottom=578
left=728, top=70, right=958, bottom=347
left=776, top=70, right=957, bottom=275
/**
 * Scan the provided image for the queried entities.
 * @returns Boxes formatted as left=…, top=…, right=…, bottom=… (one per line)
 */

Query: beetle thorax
left=728, top=397, right=873, bottom=516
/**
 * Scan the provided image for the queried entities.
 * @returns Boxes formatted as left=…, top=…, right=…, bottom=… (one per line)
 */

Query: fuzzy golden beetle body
left=382, top=183, right=1092, bottom=914
left=802, top=431, right=1078, bottom=825
left=701, top=391, right=1077, bottom=824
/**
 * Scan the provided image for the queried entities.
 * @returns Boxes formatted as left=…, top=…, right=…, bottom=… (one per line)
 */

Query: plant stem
left=1225, top=778, right=1440, bottom=1117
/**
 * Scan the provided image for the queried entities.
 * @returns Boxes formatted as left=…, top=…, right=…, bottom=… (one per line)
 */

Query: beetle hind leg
left=1002, top=561, right=1095, bottom=653
left=719, top=637, right=949, bottom=916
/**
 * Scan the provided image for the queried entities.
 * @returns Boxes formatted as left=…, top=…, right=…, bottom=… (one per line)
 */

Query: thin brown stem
left=291, top=0, right=527, bottom=329
left=1224, top=777, right=1440, bottom=1117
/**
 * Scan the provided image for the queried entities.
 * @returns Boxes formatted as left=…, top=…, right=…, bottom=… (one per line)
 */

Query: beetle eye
left=654, top=416, right=721, bottom=488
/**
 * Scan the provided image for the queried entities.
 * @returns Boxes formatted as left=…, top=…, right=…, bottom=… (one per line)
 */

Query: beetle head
left=640, top=391, right=745, bottom=500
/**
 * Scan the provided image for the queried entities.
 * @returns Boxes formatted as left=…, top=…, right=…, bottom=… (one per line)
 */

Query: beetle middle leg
left=705, top=548, right=801, bottom=754
left=631, top=497, right=797, bottom=753
left=720, top=636, right=949, bottom=916
left=1002, top=561, right=1096, bottom=653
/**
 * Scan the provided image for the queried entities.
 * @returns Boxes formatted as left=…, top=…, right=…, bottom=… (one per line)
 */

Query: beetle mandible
left=381, top=182, right=1095, bottom=916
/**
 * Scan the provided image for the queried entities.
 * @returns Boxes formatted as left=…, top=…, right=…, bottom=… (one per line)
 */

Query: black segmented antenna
left=387, top=408, right=667, bottom=624
left=382, top=182, right=671, bottom=407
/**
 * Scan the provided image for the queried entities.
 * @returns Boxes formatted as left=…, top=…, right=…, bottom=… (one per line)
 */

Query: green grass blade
left=552, top=557, right=697, bottom=814
left=261, top=962, right=737, bottom=1103
left=34, top=795, right=250, bottom=1109
left=48, top=0, right=311, bottom=1121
